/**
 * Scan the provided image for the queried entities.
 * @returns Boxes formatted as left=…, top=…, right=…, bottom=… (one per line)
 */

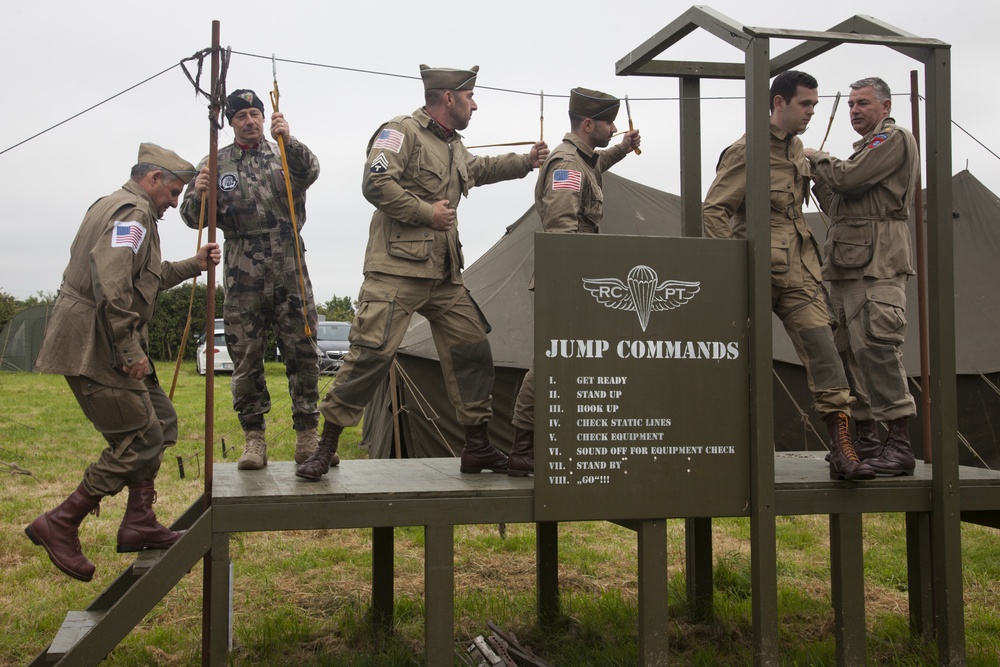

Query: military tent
left=361, top=170, right=1000, bottom=469
left=0, top=304, right=53, bottom=372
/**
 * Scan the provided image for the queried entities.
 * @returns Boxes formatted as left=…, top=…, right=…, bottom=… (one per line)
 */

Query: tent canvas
left=0, top=304, right=53, bottom=372
left=361, top=170, right=1000, bottom=469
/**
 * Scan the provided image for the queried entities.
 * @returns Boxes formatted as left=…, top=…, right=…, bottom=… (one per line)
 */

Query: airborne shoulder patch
left=867, top=133, right=889, bottom=150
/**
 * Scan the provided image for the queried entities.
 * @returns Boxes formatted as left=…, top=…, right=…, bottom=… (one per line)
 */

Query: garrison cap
left=137, top=143, right=197, bottom=184
left=225, top=89, right=266, bottom=124
left=419, top=64, right=479, bottom=91
left=569, top=87, right=621, bottom=122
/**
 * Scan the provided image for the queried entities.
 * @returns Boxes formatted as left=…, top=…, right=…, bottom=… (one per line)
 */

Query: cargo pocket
left=387, top=220, right=434, bottom=261
left=350, top=280, right=398, bottom=350
left=771, top=235, right=791, bottom=274
left=80, top=382, right=152, bottom=435
left=830, top=221, right=874, bottom=269
left=864, top=284, right=906, bottom=345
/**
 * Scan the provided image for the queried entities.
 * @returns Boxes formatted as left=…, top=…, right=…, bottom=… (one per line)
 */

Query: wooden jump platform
left=34, top=453, right=1000, bottom=666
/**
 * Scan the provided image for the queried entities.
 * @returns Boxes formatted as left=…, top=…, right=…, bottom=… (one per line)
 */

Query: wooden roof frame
left=615, top=6, right=961, bottom=664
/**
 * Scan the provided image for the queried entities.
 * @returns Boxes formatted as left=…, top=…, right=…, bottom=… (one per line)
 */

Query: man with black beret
left=508, top=87, right=641, bottom=476
left=27, top=144, right=221, bottom=581
left=297, top=65, right=549, bottom=481
left=181, top=89, right=322, bottom=471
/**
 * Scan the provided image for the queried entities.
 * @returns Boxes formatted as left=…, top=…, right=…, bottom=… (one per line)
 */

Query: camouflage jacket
left=534, top=133, right=628, bottom=235
left=36, top=180, right=201, bottom=388
left=809, top=117, right=918, bottom=280
left=703, top=124, right=823, bottom=288
left=180, top=138, right=320, bottom=291
left=361, top=107, right=534, bottom=283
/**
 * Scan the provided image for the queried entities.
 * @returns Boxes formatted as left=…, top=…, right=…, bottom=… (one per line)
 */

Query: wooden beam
left=616, top=5, right=751, bottom=76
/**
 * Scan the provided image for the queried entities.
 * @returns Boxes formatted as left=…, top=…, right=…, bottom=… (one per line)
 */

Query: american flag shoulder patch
left=372, top=128, right=404, bottom=154
left=552, top=169, right=582, bottom=192
left=111, top=220, right=146, bottom=254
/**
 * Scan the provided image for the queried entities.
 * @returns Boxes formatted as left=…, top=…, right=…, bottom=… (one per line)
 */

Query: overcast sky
left=1, top=0, right=996, bottom=303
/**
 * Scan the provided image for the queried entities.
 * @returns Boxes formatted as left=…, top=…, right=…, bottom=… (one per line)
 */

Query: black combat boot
left=296, top=422, right=342, bottom=481
left=866, top=417, right=916, bottom=476
left=460, top=423, right=508, bottom=474
left=507, top=427, right=534, bottom=477
left=826, top=412, right=875, bottom=481
left=853, top=419, right=883, bottom=461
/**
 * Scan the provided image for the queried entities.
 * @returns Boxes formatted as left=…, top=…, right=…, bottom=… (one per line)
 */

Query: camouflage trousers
left=223, top=239, right=320, bottom=433
left=66, top=373, right=174, bottom=498
left=320, top=273, right=493, bottom=428
left=772, top=275, right=853, bottom=418
left=829, top=274, right=916, bottom=422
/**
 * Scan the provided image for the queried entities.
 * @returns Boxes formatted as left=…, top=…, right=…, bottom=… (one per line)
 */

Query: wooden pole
left=911, top=69, right=931, bottom=463
left=201, top=19, right=221, bottom=667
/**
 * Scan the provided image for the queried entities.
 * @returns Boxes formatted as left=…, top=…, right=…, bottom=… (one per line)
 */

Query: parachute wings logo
left=582, top=265, right=701, bottom=331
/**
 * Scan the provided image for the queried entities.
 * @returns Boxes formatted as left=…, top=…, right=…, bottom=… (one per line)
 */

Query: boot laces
left=833, top=414, right=860, bottom=463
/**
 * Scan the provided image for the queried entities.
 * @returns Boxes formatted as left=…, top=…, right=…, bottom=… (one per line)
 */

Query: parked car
left=196, top=320, right=233, bottom=375
left=316, top=321, right=351, bottom=374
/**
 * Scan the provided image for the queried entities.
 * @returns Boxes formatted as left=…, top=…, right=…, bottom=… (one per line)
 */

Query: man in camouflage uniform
left=26, top=144, right=220, bottom=581
left=182, top=89, right=322, bottom=470
left=508, top=88, right=641, bottom=476
left=806, top=77, right=920, bottom=476
left=296, top=64, right=549, bottom=481
left=703, top=70, right=873, bottom=481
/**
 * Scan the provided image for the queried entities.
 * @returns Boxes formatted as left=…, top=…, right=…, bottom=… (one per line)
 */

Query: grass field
left=2, top=364, right=1000, bottom=666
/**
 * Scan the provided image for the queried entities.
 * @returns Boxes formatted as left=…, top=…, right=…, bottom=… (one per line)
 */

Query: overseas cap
left=569, top=87, right=621, bottom=122
left=137, top=143, right=197, bottom=184
left=419, top=64, right=479, bottom=91
left=225, top=89, right=266, bottom=123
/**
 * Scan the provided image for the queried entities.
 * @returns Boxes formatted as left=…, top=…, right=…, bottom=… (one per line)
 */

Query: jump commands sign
left=534, top=233, right=750, bottom=521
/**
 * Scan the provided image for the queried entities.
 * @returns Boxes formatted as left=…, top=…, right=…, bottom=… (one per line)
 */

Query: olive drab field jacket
left=361, top=107, right=534, bottom=283
left=36, top=180, right=201, bottom=388
left=809, top=117, right=919, bottom=281
left=534, top=133, right=628, bottom=235
left=702, top=125, right=824, bottom=289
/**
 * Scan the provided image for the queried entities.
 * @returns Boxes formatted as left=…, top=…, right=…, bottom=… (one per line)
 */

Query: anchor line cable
left=3, top=50, right=997, bottom=163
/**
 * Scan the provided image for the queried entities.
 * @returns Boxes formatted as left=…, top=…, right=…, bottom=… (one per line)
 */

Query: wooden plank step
left=47, top=611, right=106, bottom=662
left=132, top=548, right=167, bottom=576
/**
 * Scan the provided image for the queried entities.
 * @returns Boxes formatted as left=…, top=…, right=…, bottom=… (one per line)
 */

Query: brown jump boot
left=294, top=427, right=319, bottom=465
left=826, top=411, right=875, bottom=481
left=460, top=423, right=508, bottom=474
left=853, top=419, right=883, bottom=461
left=238, top=429, right=267, bottom=470
left=867, top=417, right=916, bottom=476
left=24, top=484, right=101, bottom=582
left=508, top=427, right=534, bottom=477
left=296, top=422, right=342, bottom=481
left=117, top=480, right=184, bottom=552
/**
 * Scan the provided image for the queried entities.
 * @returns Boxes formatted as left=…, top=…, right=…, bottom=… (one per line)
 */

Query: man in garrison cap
left=181, top=88, right=323, bottom=471
left=27, top=144, right=221, bottom=582
left=296, top=65, right=550, bottom=481
left=507, top=87, right=641, bottom=476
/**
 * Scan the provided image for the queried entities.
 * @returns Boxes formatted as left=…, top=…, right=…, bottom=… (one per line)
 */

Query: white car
left=196, top=327, right=234, bottom=375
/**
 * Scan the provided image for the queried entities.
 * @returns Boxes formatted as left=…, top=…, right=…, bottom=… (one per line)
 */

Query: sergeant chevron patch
left=370, top=152, right=389, bottom=173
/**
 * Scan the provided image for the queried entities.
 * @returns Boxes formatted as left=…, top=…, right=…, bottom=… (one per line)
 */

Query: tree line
left=1, top=285, right=355, bottom=363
